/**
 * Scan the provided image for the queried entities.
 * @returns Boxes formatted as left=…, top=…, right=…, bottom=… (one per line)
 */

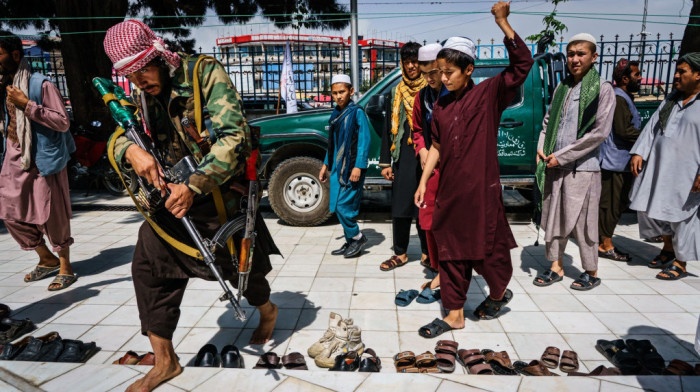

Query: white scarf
left=0, top=58, right=33, bottom=170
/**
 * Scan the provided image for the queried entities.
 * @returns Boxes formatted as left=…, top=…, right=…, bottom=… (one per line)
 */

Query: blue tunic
left=323, top=102, right=371, bottom=239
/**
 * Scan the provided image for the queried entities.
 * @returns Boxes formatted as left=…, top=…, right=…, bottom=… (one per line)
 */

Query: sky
left=190, top=0, right=693, bottom=50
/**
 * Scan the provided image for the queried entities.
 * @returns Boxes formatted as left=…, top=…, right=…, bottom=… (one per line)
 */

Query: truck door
left=471, top=66, right=533, bottom=176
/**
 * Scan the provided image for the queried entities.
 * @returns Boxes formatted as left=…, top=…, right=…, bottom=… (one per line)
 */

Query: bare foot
left=125, top=360, right=182, bottom=392
left=250, top=301, right=278, bottom=344
left=420, top=275, right=440, bottom=290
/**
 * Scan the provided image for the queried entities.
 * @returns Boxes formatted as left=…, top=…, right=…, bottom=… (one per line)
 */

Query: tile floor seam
left=183, top=368, right=224, bottom=391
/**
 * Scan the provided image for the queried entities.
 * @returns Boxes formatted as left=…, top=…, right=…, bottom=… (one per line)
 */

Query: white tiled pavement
left=0, top=192, right=698, bottom=391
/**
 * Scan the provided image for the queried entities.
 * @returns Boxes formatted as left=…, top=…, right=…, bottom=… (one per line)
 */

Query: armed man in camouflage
left=104, top=21, right=279, bottom=392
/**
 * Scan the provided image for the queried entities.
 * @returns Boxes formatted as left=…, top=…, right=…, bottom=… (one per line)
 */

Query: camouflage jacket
left=110, top=53, right=251, bottom=196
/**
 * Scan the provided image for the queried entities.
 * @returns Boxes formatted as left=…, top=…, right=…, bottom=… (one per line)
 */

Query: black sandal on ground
left=533, top=269, right=563, bottom=287
left=570, top=273, right=601, bottom=291
left=656, top=262, right=687, bottom=280
left=598, top=248, right=631, bottom=262
left=648, top=250, right=675, bottom=269
left=418, top=318, right=454, bottom=339
left=625, top=339, right=665, bottom=375
left=473, top=289, right=513, bottom=320
left=0, top=318, right=35, bottom=344
left=595, top=339, right=639, bottom=375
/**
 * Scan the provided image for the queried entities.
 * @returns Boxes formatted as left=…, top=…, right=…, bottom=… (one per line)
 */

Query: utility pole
left=351, top=0, right=360, bottom=99
left=639, top=0, right=649, bottom=63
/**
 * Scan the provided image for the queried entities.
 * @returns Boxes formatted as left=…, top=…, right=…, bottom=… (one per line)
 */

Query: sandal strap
left=468, top=362, right=493, bottom=374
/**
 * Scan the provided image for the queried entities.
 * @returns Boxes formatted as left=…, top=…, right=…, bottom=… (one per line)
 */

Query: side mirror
left=365, top=94, right=386, bottom=117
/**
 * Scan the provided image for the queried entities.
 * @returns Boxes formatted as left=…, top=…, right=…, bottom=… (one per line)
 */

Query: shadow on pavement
left=520, top=245, right=582, bottom=281
left=11, top=277, right=132, bottom=324
left=71, top=245, right=135, bottom=277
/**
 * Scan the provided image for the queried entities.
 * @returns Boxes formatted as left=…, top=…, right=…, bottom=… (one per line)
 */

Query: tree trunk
left=679, top=0, right=700, bottom=58
left=55, top=0, right=128, bottom=139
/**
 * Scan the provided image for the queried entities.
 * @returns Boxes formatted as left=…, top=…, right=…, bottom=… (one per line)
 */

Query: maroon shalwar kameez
left=431, top=34, right=533, bottom=310
left=0, top=81, right=73, bottom=252
left=412, top=90, right=440, bottom=270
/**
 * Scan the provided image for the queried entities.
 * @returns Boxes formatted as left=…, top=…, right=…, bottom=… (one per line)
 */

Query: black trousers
left=393, top=216, right=428, bottom=256
left=598, top=169, right=634, bottom=239
left=131, top=198, right=275, bottom=341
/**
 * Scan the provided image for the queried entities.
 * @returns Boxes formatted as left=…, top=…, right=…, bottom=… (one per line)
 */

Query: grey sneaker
left=314, top=325, right=365, bottom=368
left=307, top=312, right=353, bottom=358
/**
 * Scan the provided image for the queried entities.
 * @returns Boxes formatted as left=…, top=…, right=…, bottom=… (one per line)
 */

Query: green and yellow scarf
left=535, top=67, right=601, bottom=211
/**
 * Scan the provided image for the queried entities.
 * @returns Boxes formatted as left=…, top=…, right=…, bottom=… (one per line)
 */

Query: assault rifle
left=92, top=77, right=248, bottom=321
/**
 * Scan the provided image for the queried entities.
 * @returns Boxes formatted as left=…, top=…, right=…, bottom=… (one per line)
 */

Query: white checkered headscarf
left=103, top=19, right=181, bottom=76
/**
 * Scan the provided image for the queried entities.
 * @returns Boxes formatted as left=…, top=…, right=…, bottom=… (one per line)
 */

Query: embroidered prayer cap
left=442, top=37, right=476, bottom=60
left=568, top=33, right=597, bottom=48
left=104, top=19, right=181, bottom=77
left=679, top=52, right=700, bottom=71
left=613, top=58, right=631, bottom=81
left=331, top=74, right=352, bottom=86
left=418, top=43, right=442, bottom=62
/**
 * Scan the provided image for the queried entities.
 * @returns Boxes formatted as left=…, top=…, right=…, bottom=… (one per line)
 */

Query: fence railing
left=24, top=33, right=678, bottom=109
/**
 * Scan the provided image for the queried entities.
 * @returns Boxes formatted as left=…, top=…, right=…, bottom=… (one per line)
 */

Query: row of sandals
left=392, top=340, right=577, bottom=375
left=393, top=339, right=700, bottom=376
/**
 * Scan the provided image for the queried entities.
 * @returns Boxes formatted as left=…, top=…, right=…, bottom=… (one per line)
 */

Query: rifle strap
left=107, top=127, right=237, bottom=260
left=188, top=55, right=236, bottom=257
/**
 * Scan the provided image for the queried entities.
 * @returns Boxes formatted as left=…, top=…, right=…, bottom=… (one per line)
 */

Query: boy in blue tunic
left=319, top=74, right=371, bottom=258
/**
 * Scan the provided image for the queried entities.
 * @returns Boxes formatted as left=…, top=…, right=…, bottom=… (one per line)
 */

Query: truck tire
left=268, top=157, right=332, bottom=226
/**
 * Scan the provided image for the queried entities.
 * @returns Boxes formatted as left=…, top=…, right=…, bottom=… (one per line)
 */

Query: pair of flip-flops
left=394, top=288, right=441, bottom=307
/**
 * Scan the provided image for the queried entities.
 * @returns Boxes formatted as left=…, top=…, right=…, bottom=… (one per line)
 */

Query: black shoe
left=359, top=348, right=381, bottom=372
left=330, top=351, right=360, bottom=371
left=344, top=234, right=368, bottom=258
left=221, top=344, right=244, bottom=368
left=194, top=344, right=219, bottom=367
left=331, top=243, right=350, bottom=256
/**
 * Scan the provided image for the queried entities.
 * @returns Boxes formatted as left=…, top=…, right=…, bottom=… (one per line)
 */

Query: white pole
left=351, top=0, right=360, bottom=99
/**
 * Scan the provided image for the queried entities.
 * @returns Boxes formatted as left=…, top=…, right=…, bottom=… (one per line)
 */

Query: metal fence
left=24, top=32, right=680, bottom=107
left=473, top=33, right=681, bottom=99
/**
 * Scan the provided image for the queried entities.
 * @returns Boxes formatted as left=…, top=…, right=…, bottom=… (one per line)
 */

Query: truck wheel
left=268, top=157, right=332, bottom=226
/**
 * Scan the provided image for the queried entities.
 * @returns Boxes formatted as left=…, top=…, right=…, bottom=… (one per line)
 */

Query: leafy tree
left=525, top=0, right=569, bottom=54
left=679, top=0, right=700, bottom=57
left=0, top=0, right=349, bottom=135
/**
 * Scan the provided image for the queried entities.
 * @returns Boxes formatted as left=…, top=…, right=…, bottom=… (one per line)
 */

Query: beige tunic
left=537, top=81, right=616, bottom=244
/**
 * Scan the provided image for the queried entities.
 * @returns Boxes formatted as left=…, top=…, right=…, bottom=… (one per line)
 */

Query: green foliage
left=525, top=0, right=570, bottom=47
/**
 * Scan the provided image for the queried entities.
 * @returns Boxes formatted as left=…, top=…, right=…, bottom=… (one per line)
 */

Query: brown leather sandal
left=559, top=350, right=579, bottom=373
left=514, top=360, right=558, bottom=376
left=380, top=255, right=408, bottom=271
left=282, top=352, right=308, bottom=370
left=394, top=351, right=416, bottom=372
left=253, top=352, right=282, bottom=369
left=435, top=340, right=458, bottom=373
left=458, top=349, right=493, bottom=375
left=481, top=349, right=517, bottom=375
left=540, top=346, right=560, bottom=369
left=415, top=351, right=437, bottom=371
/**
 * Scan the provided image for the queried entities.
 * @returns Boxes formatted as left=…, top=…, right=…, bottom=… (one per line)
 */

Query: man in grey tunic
left=628, top=52, right=700, bottom=281
left=533, top=33, right=615, bottom=290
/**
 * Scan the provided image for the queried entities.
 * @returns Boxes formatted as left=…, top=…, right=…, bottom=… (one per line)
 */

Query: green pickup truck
left=250, top=53, right=662, bottom=226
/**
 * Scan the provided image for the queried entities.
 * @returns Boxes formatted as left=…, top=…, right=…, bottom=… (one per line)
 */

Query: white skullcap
left=442, top=37, right=476, bottom=60
left=418, top=43, right=442, bottom=62
left=331, top=74, right=352, bottom=85
left=568, top=33, right=597, bottom=47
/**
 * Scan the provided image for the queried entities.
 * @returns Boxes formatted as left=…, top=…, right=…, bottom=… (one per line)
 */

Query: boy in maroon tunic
left=415, top=0, right=533, bottom=337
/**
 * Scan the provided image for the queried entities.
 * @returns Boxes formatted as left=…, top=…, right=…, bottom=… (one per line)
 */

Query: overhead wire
left=2, top=10, right=697, bottom=38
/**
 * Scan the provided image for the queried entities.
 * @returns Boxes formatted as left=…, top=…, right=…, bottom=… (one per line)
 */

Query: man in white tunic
left=533, top=33, right=616, bottom=291
left=628, top=53, right=700, bottom=281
